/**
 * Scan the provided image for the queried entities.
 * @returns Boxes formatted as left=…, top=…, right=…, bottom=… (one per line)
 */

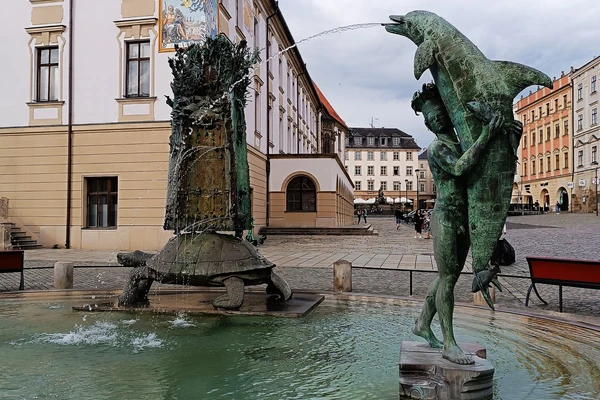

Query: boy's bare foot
left=412, top=319, right=443, bottom=348
left=442, top=345, right=474, bottom=365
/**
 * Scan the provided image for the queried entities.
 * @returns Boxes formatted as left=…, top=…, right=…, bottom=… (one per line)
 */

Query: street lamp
left=415, top=169, right=421, bottom=210
left=404, top=179, right=408, bottom=211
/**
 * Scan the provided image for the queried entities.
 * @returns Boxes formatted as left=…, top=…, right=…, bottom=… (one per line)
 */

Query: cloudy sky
left=277, top=0, right=600, bottom=149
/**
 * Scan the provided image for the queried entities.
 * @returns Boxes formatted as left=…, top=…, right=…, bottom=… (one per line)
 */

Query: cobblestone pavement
left=1, top=213, right=599, bottom=321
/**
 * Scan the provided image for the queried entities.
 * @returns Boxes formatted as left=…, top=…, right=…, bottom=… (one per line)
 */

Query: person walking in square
left=395, top=209, right=403, bottom=229
left=356, top=208, right=362, bottom=224
left=362, top=208, right=368, bottom=224
left=414, top=210, right=423, bottom=238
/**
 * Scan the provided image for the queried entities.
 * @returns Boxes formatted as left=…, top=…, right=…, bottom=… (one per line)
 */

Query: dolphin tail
left=494, top=61, right=553, bottom=99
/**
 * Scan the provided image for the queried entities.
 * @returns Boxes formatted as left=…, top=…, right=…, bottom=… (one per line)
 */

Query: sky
left=276, top=0, right=600, bottom=150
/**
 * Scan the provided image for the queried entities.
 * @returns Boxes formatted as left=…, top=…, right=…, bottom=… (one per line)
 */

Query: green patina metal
left=164, top=35, right=257, bottom=236
left=384, top=11, right=553, bottom=309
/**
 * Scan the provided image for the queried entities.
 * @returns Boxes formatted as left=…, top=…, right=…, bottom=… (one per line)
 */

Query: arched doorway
left=540, top=189, right=550, bottom=212
left=286, top=175, right=317, bottom=212
left=557, top=187, right=569, bottom=211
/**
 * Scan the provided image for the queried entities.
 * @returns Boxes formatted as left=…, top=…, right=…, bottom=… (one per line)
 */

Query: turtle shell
left=146, top=232, right=274, bottom=279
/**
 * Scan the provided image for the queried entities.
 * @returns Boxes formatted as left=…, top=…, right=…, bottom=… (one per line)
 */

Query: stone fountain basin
left=0, top=289, right=598, bottom=399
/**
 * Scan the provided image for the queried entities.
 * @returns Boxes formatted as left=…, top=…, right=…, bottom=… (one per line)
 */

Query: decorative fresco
left=159, top=0, right=218, bottom=52
left=243, top=0, right=254, bottom=36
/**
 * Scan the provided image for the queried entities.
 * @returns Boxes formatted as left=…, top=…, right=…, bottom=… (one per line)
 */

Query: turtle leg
left=213, top=277, right=245, bottom=310
left=118, top=266, right=154, bottom=307
left=266, top=270, right=293, bottom=301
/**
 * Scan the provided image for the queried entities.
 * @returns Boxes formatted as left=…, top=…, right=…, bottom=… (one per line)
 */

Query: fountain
left=1, top=14, right=600, bottom=400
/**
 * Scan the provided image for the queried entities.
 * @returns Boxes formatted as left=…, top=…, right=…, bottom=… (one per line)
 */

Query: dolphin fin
left=414, top=40, right=435, bottom=80
left=493, top=60, right=553, bottom=99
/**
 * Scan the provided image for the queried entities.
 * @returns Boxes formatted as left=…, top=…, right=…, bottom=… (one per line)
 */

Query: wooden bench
left=525, top=256, right=600, bottom=312
left=0, top=250, right=24, bottom=290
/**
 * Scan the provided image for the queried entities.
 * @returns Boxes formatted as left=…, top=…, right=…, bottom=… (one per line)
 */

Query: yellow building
left=0, top=0, right=352, bottom=250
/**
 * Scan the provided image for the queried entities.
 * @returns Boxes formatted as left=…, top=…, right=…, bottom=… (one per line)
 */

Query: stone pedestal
left=399, top=341, right=494, bottom=400
left=54, top=262, right=73, bottom=289
left=333, top=259, right=352, bottom=292
left=473, top=286, right=495, bottom=307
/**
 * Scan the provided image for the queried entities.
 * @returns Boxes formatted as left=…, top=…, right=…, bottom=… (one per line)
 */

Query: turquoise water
left=0, top=297, right=599, bottom=399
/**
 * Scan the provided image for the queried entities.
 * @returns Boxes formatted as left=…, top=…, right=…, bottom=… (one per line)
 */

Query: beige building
left=571, top=56, right=600, bottom=213
left=515, top=73, right=572, bottom=212
left=417, top=149, right=436, bottom=209
left=344, top=128, right=421, bottom=207
left=0, top=0, right=352, bottom=250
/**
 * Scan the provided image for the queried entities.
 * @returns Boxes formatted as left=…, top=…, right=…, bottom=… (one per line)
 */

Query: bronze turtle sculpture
left=117, top=232, right=292, bottom=310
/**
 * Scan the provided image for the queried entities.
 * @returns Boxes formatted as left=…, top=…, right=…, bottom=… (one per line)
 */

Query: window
left=538, top=106, right=542, bottom=117
left=381, top=181, right=387, bottom=190
left=523, top=134, right=527, bottom=148
left=577, top=114, right=583, bottom=131
left=86, top=177, right=118, bottom=228
left=126, top=41, right=150, bottom=97
left=286, top=176, right=316, bottom=212
left=532, top=132, right=536, bottom=144
left=531, top=110, right=535, bottom=121
left=393, top=151, right=399, bottom=160
left=355, top=181, right=361, bottom=190
left=546, top=103, right=550, bottom=116
left=592, top=75, right=597, bottom=93
left=563, top=94, right=568, bottom=108
left=367, top=181, right=374, bottom=191
left=555, top=124, right=560, bottom=138
left=380, top=151, right=387, bottom=161
left=367, top=137, right=374, bottom=145
left=564, top=120, right=569, bottom=135
left=36, top=46, right=59, bottom=101
left=419, top=171, right=425, bottom=179
left=593, top=146, right=598, bottom=164
left=554, top=99, right=558, bottom=112
left=367, top=166, right=374, bottom=176
left=393, top=166, right=400, bottom=176
left=532, top=160, right=536, bottom=174
left=546, top=156, right=551, bottom=172
left=432, top=184, right=436, bottom=193
left=354, top=151, right=361, bottom=161
left=522, top=113, right=526, bottom=124
left=406, top=152, right=413, bottom=161
left=538, top=130, right=543, bottom=143
left=546, top=127, right=550, bottom=141
left=578, top=150, right=583, bottom=167
left=393, top=181, right=400, bottom=191
left=564, top=152, right=568, bottom=169
left=344, top=152, right=348, bottom=160
left=406, top=166, right=413, bottom=176
left=380, top=166, right=387, bottom=175
left=355, top=166, right=361, bottom=175
left=523, top=162, right=527, bottom=176
left=555, top=154, right=559, bottom=170
left=420, top=183, right=425, bottom=192
left=381, top=138, right=387, bottom=146
left=393, top=137, right=400, bottom=146
left=592, top=108, right=598, bottom=126
left=367, top=151, right=374, bottom=161
left=577, top=83, right=583, bottom=100
left=406, top=181, right=413, bottom=190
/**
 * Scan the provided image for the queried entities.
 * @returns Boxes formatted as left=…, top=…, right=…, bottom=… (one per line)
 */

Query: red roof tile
left=313, top=83, right=348, bottom=130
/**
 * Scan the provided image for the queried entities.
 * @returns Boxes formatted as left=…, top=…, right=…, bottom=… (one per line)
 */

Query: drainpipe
left=65, top=0, right=74, bottom=248
left=570, top=77, right=575, bottom=213
left=265, top=3, right=277, bottom=227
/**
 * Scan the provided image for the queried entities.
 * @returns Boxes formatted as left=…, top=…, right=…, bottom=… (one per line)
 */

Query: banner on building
left=159, top=0, right=218, bottom=52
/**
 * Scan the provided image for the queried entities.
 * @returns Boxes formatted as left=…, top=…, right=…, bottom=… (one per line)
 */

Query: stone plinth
left=473, top=286, right=495, bottom=307
left=54, top=262, right=73, bottom=289
left=399, top=341, right=494, bottom=400
left=333, top=259, right=352, bottom=292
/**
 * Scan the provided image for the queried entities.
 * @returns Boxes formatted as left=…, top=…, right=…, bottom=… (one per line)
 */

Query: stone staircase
left=259, top=224, right=378, bottom=236
left=1, top=222, right=42, bottom=250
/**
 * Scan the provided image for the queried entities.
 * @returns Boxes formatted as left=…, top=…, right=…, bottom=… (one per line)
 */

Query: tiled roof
left=313, top=83, right=348, bottom=129
left=418, top=149, right=428, bottom=159
left=346, top=127, right=421, bottom=150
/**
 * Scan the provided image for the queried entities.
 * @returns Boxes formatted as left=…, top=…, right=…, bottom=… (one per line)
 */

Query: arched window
left=286, top=176, right=316, bottom=212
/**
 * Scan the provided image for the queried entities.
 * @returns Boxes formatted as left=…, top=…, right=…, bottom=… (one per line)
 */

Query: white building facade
left=571, top=56, right=600, bottom=213
left=0, top=0, right=353, bottom=250
left=344, top=128, right=421, bottom=205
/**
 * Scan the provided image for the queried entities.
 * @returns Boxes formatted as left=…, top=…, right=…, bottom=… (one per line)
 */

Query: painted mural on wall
left=159, top=0, right=218, bottom=52
left=243, top=0, right=254, bottom=36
